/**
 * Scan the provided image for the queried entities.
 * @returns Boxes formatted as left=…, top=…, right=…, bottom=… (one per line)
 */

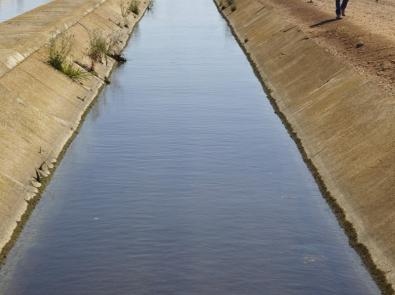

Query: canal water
left=0, top=0, right=381, bottom=294
left=0, top=0, right=50, bottom=22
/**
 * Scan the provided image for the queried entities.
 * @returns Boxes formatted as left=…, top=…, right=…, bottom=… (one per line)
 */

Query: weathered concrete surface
left=216, top=0, right=395, bottom=290
left=0, top=0, right=149, bottom=258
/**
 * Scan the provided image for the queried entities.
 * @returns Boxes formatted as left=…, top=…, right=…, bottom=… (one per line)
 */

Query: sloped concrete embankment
left=216, top=0, right=395, bottom=292
left=0, top=0, right=149, bottom=258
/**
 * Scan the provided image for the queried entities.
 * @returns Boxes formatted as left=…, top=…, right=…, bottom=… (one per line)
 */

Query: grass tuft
left=48, top=33, right=87, bottom=81
left=218, top=0, right=236, bottom=11
left=88, top=31, right=108, bottom=64
left=62, top=63, right=88, bottom=81
left=128, top=0, right=140, bottom=15
left=88, top=31, right=123, bottom=70
left=48, top=33, right=73, bottom=70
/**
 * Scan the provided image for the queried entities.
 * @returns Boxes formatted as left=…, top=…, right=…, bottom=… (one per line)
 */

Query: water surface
left=0, top=0, right=50, bottom=22
left=0, top=0, right=381, bottom=294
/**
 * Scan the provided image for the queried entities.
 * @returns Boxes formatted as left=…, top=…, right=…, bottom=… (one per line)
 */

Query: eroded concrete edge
left=215, top=0, right=395, bottom=293
left=0, top=0, right=150, bottom=263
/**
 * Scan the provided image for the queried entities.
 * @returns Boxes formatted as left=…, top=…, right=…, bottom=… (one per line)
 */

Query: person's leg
left=341, top=0, right=349, bottom=15
left=335, top=0, right=342, bottom=17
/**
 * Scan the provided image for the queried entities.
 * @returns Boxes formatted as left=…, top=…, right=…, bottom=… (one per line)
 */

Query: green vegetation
left=128, top=0, right=140, bottom=15
left=119, top=0, right=141, bottom=27
left=48, top=33, right=72, bottom=70
left=88, top=31, right=125, bottom=70
left=219, top=0, right=236, bottom=11
left=88, top=31, right=108, bottom=67
left=62, top=63, right=87, bottom=80
left=48, top=33, right=87, bottom=81
left=228, top=0, right=237, bottom=11
left=50, top=0, right=145, bottom=79
left=107, top=33, right=127, bottom=63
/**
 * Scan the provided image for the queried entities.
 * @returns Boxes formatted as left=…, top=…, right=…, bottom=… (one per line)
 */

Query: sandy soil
left=314, top=0, right=395, bottom=42
left=260, top=0, right=395, bottom=94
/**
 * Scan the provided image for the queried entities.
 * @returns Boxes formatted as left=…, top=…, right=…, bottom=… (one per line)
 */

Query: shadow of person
left=310, top=18, right=341, bottom=28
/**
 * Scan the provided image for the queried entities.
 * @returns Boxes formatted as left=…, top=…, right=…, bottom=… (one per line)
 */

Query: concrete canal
left=0, top=0, right=50, bottom=22
left=0, top=0, right=381, bottom=294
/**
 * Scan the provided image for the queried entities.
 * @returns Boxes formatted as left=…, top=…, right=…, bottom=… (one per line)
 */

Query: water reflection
left=0, top=0, right=50, bottom=22
left=0, top=0, right=382, bottom=294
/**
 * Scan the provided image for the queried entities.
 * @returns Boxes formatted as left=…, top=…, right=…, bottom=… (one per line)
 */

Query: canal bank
left=0, top=0, right=381, bottom=294
left=0, top=0, right=150, bottom=262
left=215, top=0, right=395, bottom=292
left=0, top=0, right=50, bottom=22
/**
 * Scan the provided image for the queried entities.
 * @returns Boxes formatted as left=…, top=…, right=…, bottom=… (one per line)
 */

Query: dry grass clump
left=88, top=31, right=125, bottom=70
left=48, top=33, right=87, bottom=81
left=128, top=0, right=140, bottom=15
left=119, top=0, right=142, bottom=27
left=219, top=0, right=236, bottom=11
left=88, top=31, right=108, bottom=63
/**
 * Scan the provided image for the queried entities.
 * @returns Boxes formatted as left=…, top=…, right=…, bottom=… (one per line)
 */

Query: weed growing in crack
left=128, top=0, right=140, bottom=15
left=88, top=31, right=109, bottom=70
left=88, top=31, right=126, bottom=71
left=48, top=33, right=87, bottom=81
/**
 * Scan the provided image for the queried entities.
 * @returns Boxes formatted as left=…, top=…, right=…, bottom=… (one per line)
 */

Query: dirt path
left=260, top=0, right=395, bottom=95
left=312, top=0, right=395, bottom=43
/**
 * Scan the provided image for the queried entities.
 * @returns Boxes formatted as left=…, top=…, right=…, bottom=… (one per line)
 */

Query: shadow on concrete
left=310, top=18, right=341, bottom=28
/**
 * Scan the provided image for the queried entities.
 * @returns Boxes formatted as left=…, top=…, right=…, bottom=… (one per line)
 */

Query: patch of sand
left=259, top=0, right=395, bottom=94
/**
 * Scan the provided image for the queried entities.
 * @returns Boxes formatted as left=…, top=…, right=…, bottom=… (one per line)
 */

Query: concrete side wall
left=217, top=0, right=395, bottom=289
left=0, top=0, right=149, bottom=258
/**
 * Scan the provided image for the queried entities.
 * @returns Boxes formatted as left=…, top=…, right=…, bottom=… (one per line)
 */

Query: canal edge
left=0, top=0, right=151, bottom=266
left=213, top=0, right=394, bottom=294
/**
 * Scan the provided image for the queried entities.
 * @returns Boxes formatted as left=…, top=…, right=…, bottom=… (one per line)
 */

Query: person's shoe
left=336, top=14, right=342, bottom=19
left=341, top=9, right=346, bottom=16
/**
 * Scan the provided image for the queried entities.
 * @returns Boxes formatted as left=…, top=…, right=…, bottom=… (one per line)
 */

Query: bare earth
left=259, top=0, right=395, bottom=95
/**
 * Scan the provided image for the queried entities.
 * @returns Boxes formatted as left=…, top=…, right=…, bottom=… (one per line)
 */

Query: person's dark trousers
left=336, top=0, right=349, bottom=15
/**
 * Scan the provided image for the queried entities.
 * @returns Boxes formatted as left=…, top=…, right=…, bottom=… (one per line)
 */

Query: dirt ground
left=259, top=0, right=395, bottom=95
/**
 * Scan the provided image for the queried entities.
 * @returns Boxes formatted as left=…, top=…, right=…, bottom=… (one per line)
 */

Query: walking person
left=336, top=0, right=349, bottom=19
